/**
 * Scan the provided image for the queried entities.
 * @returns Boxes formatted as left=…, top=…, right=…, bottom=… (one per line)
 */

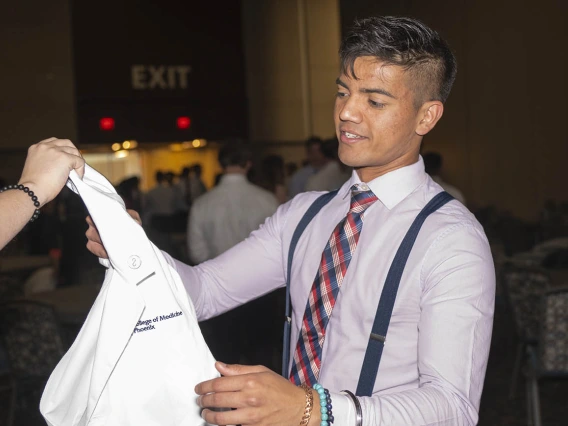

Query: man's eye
left=336, top=92, right=348, bottom=98
left=369, top=100, right=385, bottom=108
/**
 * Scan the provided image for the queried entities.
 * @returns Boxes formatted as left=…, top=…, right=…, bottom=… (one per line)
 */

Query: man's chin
left=337, top=153, right=362, bottom=169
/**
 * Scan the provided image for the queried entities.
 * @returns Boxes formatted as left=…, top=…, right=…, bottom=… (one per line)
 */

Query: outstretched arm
left=0, top=138, right=84, bottom=251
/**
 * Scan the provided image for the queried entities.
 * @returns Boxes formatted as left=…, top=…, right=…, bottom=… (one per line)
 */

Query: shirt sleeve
left=355, top=223, right=495, bottom=426
left=170, top=199, right=292, bottom=321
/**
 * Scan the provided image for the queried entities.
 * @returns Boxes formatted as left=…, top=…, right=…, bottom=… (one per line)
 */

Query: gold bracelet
left=298, top=383, right=314, bottom=425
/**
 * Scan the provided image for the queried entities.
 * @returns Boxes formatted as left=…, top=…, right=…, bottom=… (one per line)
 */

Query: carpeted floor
left=1, top=296, right=567, bottom=425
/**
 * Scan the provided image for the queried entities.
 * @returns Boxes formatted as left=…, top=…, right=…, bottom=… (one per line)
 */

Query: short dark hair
left=218, top=141, right=252, bottom=169
left=339, top=16, right=457, bottom=106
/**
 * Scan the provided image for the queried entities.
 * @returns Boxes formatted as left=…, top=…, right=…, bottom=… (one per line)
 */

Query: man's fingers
left=198, top=390, right=249, bottom=409
left=195, top=375, right=248, bottom=395
left=37, top=137, right=58, bottom=144
left=201, top=407, right=256, bottom=426
left=86, top=240, right=108, bottom=259
left=74, top=154, right=86, bottom=178
left=85, top=223, right=102, bottom=245
left=49, top=138, right=77, bottom=149
left=216, top=362, right=269, bottom=376
left=55, top=148, right=85, bottom=178
left=85, top=216, right=109, bottom=258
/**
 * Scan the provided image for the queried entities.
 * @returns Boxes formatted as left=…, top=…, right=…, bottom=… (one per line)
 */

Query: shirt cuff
left=329, top=391, right=356, bottom=425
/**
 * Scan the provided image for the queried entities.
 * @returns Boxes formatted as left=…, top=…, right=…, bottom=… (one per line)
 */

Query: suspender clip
left=370, top=333, right=386, bottom=343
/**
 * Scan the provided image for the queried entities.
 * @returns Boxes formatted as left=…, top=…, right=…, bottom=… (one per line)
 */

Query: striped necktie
left=290, top=184, right=378, bottom=386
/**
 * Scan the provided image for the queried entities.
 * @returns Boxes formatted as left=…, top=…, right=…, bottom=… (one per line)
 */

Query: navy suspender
left=355, top=191, right=454, bottom=396
left=282, top=189, right=454, bottom=395
left=282, top=189, right=339, bottom=377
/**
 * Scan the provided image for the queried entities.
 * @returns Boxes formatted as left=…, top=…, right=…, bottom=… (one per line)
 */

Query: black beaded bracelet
left=0, top=184, right=41, bottom=222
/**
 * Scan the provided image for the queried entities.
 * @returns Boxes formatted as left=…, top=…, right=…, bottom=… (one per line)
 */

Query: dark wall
left=0, top=0, right=76, bottom=158
left=339, top=0, right=568, bottom=219
left=72, top=0, right=248, bottom=144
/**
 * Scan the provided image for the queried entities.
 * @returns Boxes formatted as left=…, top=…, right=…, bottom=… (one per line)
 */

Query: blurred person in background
left=175, top=166, right=192, bottom=213
left=213, top=172, right=223, bottom=187
left=423, top=151, right=466, bottom=204
left=187, top=142, right=278, bottom=264
left=258, top=154, right=288, bottom=204
left=285, top=161, right=298, bottom=182
left=287, top=136, right=327, bottom=197
left=189, top=164, right=207, bottom=200
left=187, top=141, right=279, bottom=366
left=116, top=176, right=142, bottom=212
left=164, top=170, right=176, bottom=187
left=175, top=164, right=207, bottom=214
left=143, top=170, right=177, bottom=226
left=305, top=137, right=351, bottom=191
left=0, top=137, right=84, bottom=251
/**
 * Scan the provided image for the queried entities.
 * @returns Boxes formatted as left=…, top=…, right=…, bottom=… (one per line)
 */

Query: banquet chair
left=0, top=301, right=65, bottom=426
left=501, top=264, right=551, bottom=398
left=526, top=286, right=568, bottom=426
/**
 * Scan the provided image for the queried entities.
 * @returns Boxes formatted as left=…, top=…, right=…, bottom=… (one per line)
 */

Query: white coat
left=40, top=165, right=217, bottom=426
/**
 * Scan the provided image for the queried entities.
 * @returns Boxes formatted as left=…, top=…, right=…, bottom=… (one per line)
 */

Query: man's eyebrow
left=336, top=77, right=397, bottom=99
left=361, top=87, right=397, bottom=99
left=336, top=78, right=348, bottom=89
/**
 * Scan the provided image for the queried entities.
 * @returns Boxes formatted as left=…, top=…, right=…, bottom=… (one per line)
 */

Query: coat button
left=128, top=255, right=141, bottom=269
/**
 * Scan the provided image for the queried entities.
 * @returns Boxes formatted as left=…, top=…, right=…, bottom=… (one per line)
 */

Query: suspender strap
left=282, top=189, right=339, bottom=377
left=355, top=191, right=453, bottom=396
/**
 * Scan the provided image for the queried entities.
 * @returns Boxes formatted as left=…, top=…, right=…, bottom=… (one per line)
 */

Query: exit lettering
left=131, top=65, right=192, bottom=90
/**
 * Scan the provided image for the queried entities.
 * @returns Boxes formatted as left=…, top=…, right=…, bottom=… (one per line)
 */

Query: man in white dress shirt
left=143, top=170, right=177, bottom=225
left=87, top=16, right=495, bottom=426
left=187, top=142, right=279, bottom=264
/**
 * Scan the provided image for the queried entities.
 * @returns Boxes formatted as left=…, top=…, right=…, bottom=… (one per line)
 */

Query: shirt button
left=359, top=183, right=369, bottom=191
left=128, top=255, right=142, bottom=269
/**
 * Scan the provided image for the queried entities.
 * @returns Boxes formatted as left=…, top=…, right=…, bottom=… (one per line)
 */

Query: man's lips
left=340, top=130, right=366, bottom=143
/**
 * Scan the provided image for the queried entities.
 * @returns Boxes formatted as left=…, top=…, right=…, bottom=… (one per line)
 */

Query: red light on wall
left=177, top=116, right=191, bottom=130
left=99, top=117, right=115, bottom=131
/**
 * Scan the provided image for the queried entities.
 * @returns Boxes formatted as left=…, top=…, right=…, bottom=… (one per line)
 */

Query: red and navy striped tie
left=290, top=184, right=378, bottom=386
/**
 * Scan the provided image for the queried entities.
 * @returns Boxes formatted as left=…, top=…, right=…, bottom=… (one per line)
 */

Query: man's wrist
left=17, top=181, right=44, bottom=208
left=308, top=390, right=322, bottom=425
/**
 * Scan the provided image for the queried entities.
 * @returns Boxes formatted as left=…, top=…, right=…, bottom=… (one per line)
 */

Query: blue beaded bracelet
left=313, top=383, right=334, bottom=425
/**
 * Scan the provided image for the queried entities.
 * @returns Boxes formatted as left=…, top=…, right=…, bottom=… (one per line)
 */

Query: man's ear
left=416, top=101, right=444, bottom=136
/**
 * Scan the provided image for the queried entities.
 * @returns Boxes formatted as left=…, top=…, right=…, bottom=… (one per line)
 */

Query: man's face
left=334, top=56, right=433, bottom=182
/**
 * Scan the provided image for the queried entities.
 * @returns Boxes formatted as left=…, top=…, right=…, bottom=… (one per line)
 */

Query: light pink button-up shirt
left=168, top=157, right=495, bottom=425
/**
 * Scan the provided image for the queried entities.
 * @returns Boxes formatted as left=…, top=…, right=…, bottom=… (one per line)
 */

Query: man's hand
left=18, top=137, right=85, bottom=207
left=86, top=210, right=141, bottom=259
left=195, top=362, right=320, bottom=426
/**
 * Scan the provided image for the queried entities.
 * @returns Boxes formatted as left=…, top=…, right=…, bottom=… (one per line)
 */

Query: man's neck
left=224, top=166, right=248, bottom=175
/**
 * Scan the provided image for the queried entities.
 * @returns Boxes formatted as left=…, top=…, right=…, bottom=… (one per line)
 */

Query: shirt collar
left=220, top=173, right=248, bottom=184
left=343, top=156, right=427, bottom=210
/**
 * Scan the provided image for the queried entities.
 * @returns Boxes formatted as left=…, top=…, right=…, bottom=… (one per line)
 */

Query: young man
left=87, top=16, right=494, bottom=426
